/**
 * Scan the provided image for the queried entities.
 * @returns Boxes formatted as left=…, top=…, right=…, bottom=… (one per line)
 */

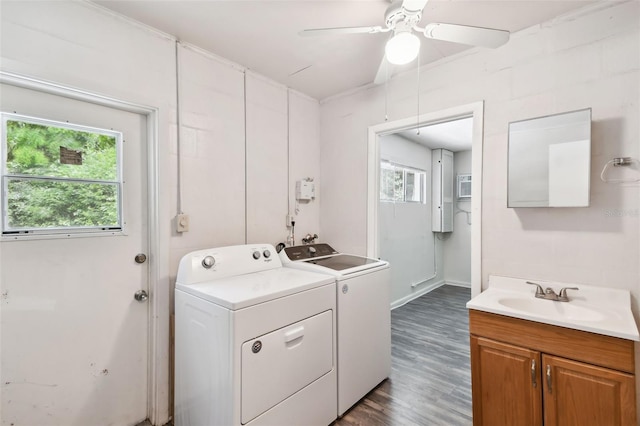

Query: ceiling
left=92, top=0, right=597, bottom=100
left=398, top=116, right=473, bottom=152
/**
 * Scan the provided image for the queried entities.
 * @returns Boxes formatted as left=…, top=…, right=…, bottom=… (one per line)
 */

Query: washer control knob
left=263, top=249, right=271, bottom=258
left=252, top=251, right=261, bottom=260
left=202, top=255, right=215, bottom=269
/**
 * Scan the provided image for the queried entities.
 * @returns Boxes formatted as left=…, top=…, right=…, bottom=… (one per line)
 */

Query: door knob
left=134, top=253, right=147, bottom=264
left=134, top=290, right=149, bottom=302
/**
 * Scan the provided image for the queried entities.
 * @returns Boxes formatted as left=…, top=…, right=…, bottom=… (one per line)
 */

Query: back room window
left=1, top=113, right=123, bottom=236
left=380, top=160, right=426, bottom=204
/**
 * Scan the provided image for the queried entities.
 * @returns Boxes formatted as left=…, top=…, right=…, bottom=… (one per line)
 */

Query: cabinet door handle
left=546, top=365, right=552, bottom=393
left=531, top=359, right=537, bottom=388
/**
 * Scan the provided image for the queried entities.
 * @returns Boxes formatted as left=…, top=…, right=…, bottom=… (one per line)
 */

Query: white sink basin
left=467, top=275, right=640, bottom=341
left=497, top=297, right=606, bottom=322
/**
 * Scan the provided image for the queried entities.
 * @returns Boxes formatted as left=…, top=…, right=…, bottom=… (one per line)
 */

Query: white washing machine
left=279, top=243, right=391, bottom=416
left=174, top=244, right=337, bottom=426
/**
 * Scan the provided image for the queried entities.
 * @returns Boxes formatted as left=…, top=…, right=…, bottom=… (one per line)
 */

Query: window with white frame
left=1, top=113, right=123, bottom=236
left=380, top=162, right=404, bottom=202
left=380, top=161, right=426, bottom=204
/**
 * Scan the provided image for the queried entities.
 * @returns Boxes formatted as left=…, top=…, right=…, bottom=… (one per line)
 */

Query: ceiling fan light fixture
left=385, top=31, right=420, bottom=65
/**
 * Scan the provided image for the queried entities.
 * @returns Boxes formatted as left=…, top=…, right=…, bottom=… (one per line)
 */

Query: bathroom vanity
left=467, top=276, right=639, bottom=426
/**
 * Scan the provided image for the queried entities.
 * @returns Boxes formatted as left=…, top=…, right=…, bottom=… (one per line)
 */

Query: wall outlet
left=176, top=213, right=189, bottom=233
left=286, top=214, right=295, bottom=228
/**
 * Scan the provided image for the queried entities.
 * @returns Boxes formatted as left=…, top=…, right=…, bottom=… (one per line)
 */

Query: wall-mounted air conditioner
left=457, top=174, right=472, bottom=200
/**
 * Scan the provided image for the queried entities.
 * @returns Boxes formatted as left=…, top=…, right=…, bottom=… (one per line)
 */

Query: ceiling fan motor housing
left=385, top=0, right=422, bottom=32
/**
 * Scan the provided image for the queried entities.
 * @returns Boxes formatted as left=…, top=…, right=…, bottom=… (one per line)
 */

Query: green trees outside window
left=380, top=161, right=426, bottom=204
left=2, top=115, right=122, bottom=233
left=380, top=165, right=405, bottom=202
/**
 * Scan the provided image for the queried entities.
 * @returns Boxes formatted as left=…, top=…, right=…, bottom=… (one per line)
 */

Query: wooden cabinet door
left=543, top=355, right=637, bottom=426
left=471, top=336, right=543, bottom=426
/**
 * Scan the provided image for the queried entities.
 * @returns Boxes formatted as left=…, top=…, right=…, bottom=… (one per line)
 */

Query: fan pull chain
left=416, top=48, right=421, bottom=135
left=384, top=62, right=389, bottom=121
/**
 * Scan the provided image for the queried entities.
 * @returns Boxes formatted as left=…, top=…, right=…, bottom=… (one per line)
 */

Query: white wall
left=379, top=134, right=441, bottom=305
left=320, top=0, right=640, bottom=403
left=170, top=44, right=246, bottom=257
left=289, top=92, right=322, bottom=240
left=169, top=48, right=320, bottom=274
left=443, top=150, right=472, bottom=286
left=0, top=1, right=321, bottom=423
left=246, top=73, right=288, bottom=244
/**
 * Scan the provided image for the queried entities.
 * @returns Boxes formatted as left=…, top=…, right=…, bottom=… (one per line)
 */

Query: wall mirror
left=508, top=108, right=591, bottom=207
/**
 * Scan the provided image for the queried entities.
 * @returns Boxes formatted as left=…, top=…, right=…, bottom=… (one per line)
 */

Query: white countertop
left=467, top=275, right=640, bottom=341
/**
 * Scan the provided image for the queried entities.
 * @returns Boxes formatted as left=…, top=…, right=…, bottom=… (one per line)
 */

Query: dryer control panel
left=177, top=244, right=281, bottom=285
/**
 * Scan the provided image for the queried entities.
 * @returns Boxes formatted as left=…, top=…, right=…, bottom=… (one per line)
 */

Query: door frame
left=0, top=71, right=168, bottom=424
left=366, top=101, right=484, bottom=297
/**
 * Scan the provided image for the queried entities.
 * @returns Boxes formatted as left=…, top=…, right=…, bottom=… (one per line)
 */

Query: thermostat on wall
left=457, top=174, right=472, bottom=200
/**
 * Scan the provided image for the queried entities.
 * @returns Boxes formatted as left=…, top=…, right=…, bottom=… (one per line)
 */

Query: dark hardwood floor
left=333, top=285, right=473, bottom=426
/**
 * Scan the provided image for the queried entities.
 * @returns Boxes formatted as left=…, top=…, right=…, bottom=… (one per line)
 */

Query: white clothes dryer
left=174, top=244, right=337, bottom=426
left=279, top=243, right=391, bottom=416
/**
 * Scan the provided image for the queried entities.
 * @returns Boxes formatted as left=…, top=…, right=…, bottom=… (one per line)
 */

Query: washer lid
left=306, top=254, right=380, bottom=271
left=289, top=254, right=388, bottom=276
left=175, top=267, right=334, bottom=310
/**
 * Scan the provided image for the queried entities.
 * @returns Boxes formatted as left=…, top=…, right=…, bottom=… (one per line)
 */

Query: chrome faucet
left=526, top=281, right=579, bottom=302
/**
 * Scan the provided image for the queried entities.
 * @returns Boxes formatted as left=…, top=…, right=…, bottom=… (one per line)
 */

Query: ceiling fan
left=300, top=0, right=510, bottom=84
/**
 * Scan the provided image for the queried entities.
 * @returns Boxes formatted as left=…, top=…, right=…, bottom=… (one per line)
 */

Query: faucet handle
left=558, top=287, right=579, bottom=301
left=526, top=281, right=545, bottom=297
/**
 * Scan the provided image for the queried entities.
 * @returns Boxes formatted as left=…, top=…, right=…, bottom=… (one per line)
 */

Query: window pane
left=5, top=178, right=119, bottom=230
left=380, top=162, right=427, bottom=204
left=405, top=171, right=416, bottom=201
left=393, top=170, right=404, bottom=202
left=5, top=120, right=118, bottom=181
left=380, top=165, right=395, bottom=201
left=405, top=171, right=425, bottom=203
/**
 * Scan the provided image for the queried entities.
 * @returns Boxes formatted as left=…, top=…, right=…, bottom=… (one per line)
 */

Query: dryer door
left=241, top=310, right=333, bottom=424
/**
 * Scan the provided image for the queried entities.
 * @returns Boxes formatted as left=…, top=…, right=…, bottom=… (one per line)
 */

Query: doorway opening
left=352, top=101, right=482, bottom=425
left=367, top=102, right=483, bottom=302
left=378, top=117, right=473, bottom=307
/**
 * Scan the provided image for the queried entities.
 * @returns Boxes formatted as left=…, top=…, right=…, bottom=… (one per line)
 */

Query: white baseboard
left=390, top=280, right=446, bottom=310
left=390, top=280, right=471, bottom=310
left=444, top=280, right=471, bottom=288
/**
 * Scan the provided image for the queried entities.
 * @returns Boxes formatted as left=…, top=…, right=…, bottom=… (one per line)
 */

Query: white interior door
left=0, top=83, right=149, bottom=426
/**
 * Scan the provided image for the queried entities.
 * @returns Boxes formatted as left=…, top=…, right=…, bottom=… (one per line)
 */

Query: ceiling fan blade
left=299, top=26, right=384, bottom=37
left=374, top=56, right=395, bottom=85
left=423, top=23, right=509, bottom=48
left=402, top=0, right=429, bottom=13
